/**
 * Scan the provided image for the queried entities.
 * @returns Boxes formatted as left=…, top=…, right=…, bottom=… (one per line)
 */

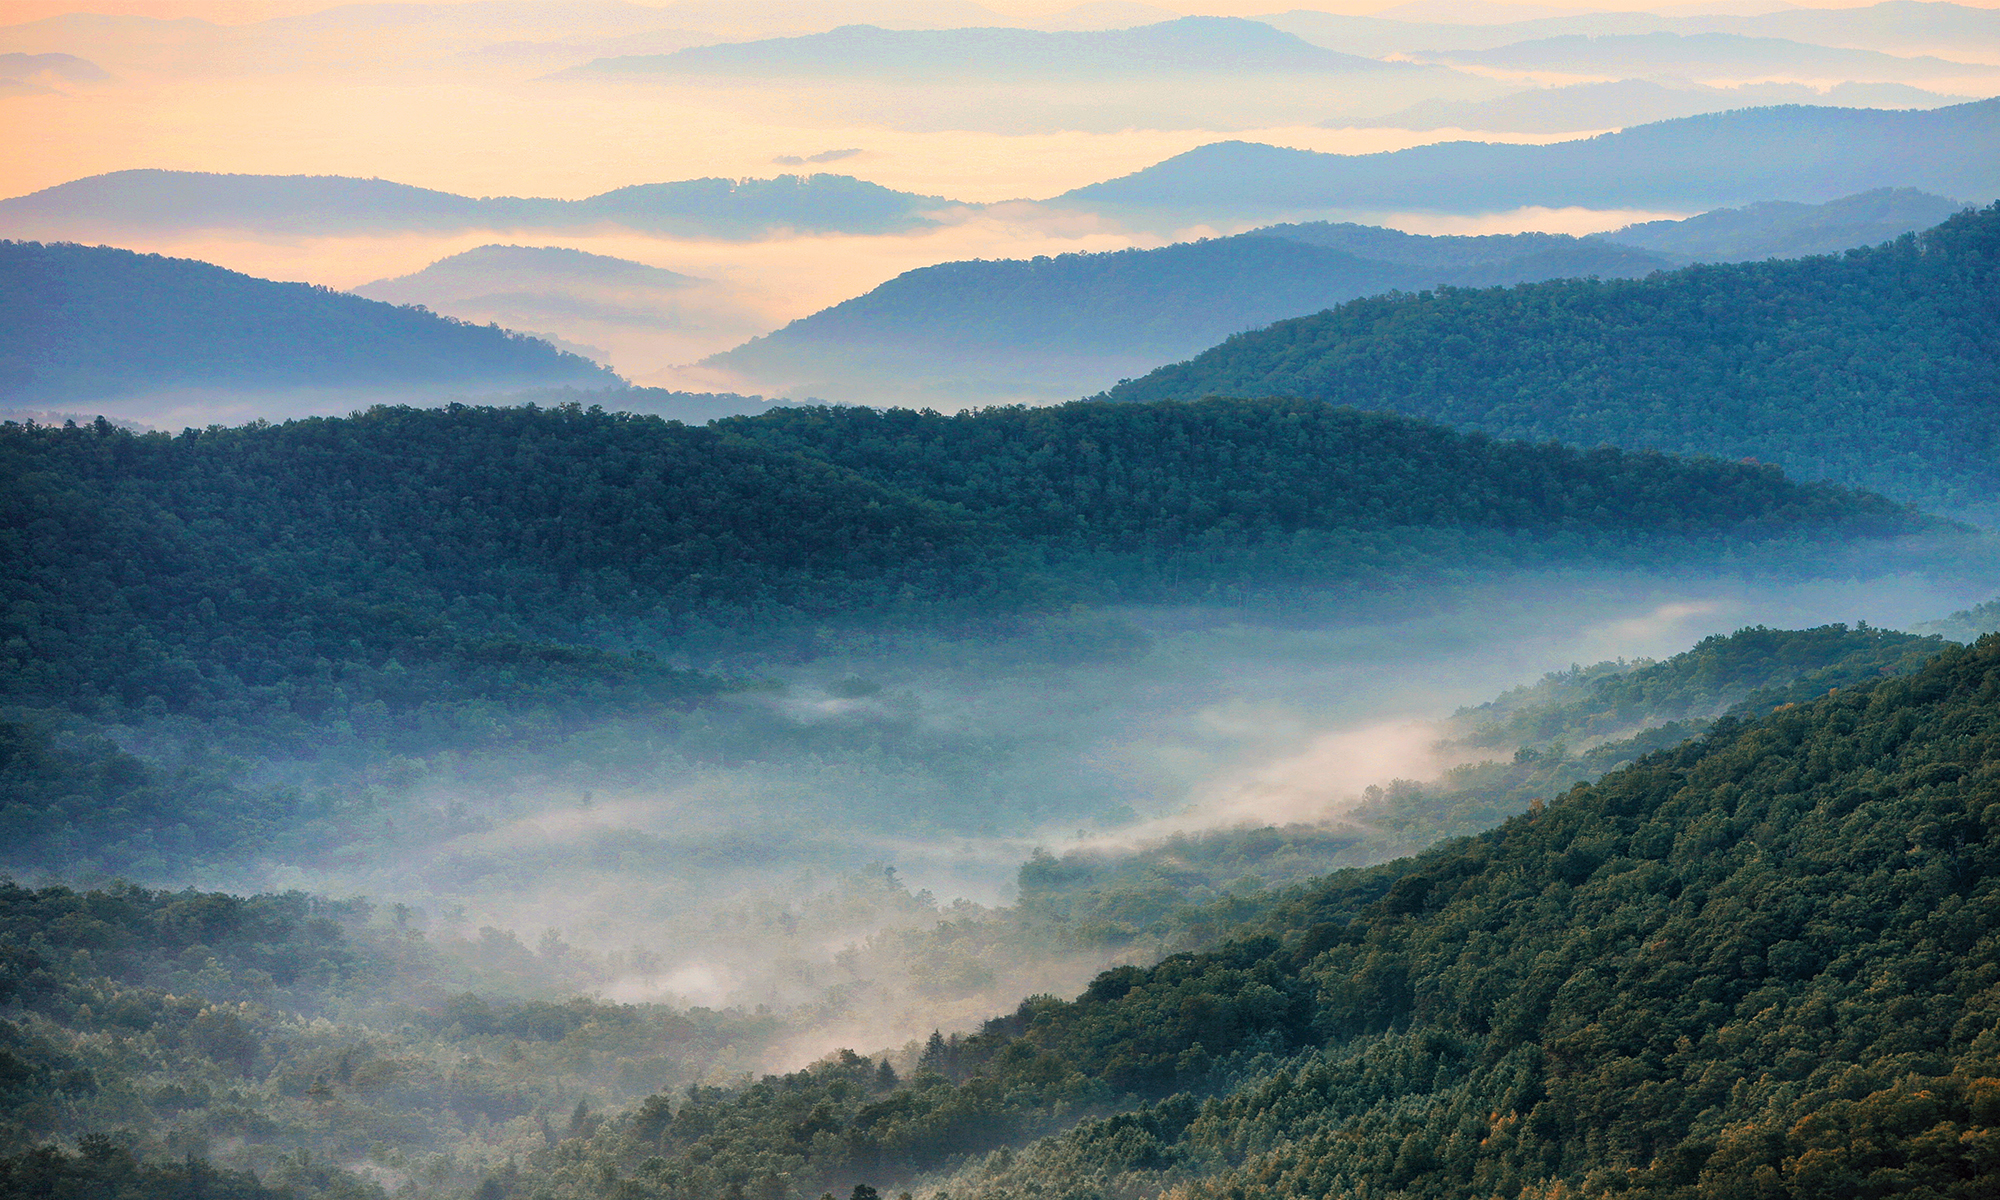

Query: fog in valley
left=90, top=563, right=1979, bottom=1074
left=9, top=2, right=2000, bottom=1196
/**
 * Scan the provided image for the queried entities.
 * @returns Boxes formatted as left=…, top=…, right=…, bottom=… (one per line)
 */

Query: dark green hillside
left=0, top=241, right=616, bottom=403
left=1004, top=623, right=1951, bottom=960
left=0, top=403, right=989, bottom=749
left=1451, top=622, right=1947, bottom=751
left=722, top=399, right=1923, bottom=566
left=511, top=634, right=2000, bottom=1200
left=2, top=399, right=1930, bottom=748
left=1104, top=201, right=2000, bottom=515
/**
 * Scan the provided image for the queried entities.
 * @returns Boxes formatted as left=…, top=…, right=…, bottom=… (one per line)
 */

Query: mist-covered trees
left=4, top=399, right=1934, bottom=754
left=508, top=633, right=2000, bottom=1199
left=1102, top=201, right=2000, bottom=514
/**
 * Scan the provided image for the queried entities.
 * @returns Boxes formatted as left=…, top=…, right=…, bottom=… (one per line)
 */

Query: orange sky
left=7, top=0, right=1997, bottom=25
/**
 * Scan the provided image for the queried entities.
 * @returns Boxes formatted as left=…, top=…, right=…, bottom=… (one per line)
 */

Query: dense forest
left=5, top=398, right=1931, bottom=745
left=1104, top=201, right=2000, bottom=516
left=0, top=620, right=1970, bottom=1199
left=1015, top=622, right=1955, bottom=947
left=0, top=242, right=616, bottom=404
left=496, top=632, right=2000, bottom=1200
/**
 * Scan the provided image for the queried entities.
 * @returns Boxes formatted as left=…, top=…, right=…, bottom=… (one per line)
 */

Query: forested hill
left=2, top=399, right=1936, bottom=743
left=0, top=241, right=616, bottom=404
left=509, top=632, right=2000, bottom=1200
left=710, top=229, right=1672, bottom=405
left=1103, top=200, right=2000, bottom=517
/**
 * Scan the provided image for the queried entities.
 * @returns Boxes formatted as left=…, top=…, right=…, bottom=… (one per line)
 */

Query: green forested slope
left=1102, top=201, right=2000, bottom=515
left=720, top=399, right=1921, bottom=561
left=909, top=624, right=1951, bottom=990
left=0, top=241, right=617, bottom=403
left=4, top=399, right=1929, bottom=745
left=512, top=633, right=2000, bottom=1200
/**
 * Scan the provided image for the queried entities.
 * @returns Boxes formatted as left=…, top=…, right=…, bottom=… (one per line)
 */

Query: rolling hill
left=710, top=190, right=1959, bottom=407
left=711, top=229, right=1674, bottom=405
left=1101, top=201, right=2000, bottom=517
left=0, top=240, right=616, bottom=404
left=1599, top=186, right=1967, bottom=261
left=1, top=398, right=1939, bottom=759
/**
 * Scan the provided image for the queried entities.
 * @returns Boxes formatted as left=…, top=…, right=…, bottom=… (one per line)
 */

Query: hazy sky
left=6, top=0, right=1994, bottom=378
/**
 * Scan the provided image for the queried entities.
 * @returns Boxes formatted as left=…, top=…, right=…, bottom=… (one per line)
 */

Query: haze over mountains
left=0, top=241, right=614, bottom=412
left=1353, top=77, right=1967, bottom=133
left=709, top=188, right=1965, bottom=406
left=1106, top=200, right=2000, bottom=519
left=0, top=169, right=945, bottom=241
left=1061, top=99, right=2000, bottom=224
left=352, top=245, right=768, bottom=376
left=10, top=2, right=2000, bottom=1198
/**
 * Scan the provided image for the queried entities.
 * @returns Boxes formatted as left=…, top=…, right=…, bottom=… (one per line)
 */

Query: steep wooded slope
left=514, top=633, right=2000, bottom=1200
left=1103, top=201, right=2000, bottom=515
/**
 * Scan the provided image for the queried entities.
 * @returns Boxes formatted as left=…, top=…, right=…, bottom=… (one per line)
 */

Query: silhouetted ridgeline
left=560, top=17, right=1422, bottom=80
left=713, top=189, right=1962, bottom=406
left=502, top=633, right=2000, bottom=1200
left=0, top=241, right=616, bottom=403
left=1104, top=200, right=2000, bottom=515
left=2, top=400, right=1936, bottom=741
left=0, top=170, right=945, bottom=240
left=711, top=229, right=1673, bottom=403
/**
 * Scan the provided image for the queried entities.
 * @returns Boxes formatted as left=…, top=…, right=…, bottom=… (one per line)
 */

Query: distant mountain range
left=0, top=241, right=616, bottom=405
left=6, top=102, right=1993, bottom=241
left=0, top=169, right=945, bottom=240
left=1350, top=79, right=1966, bottom=135
left=548, top=15, right=1493, bottom=132
left=1407, top=32, right=1987, bottom=85
left=558, top=16, right=1427, bottom=79
left=709, top=189, right=1965, bottom=407
left=1060, top=100, right=2000, bottom=224
left=1100, top=201, right=2000, bottom=518
left=0, top=51, right=106, bottom=94
left=1259, top=1, right=2000, bottom=61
